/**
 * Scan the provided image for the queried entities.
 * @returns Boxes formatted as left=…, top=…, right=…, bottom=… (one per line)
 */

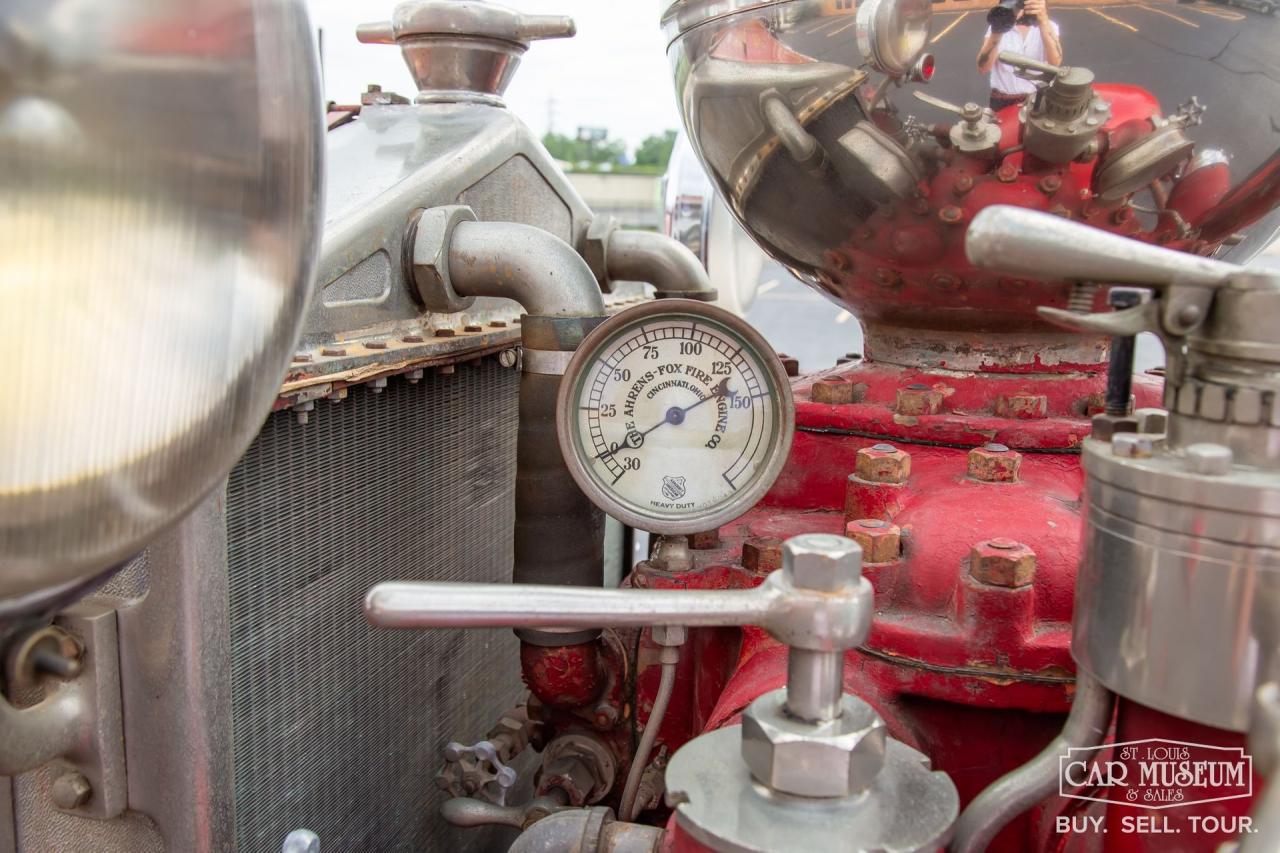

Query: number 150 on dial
left=556, top=299, right=794, bottom=534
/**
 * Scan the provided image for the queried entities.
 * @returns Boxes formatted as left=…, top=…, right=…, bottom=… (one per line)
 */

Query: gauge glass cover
left=558, top=300, right=794, bottom=534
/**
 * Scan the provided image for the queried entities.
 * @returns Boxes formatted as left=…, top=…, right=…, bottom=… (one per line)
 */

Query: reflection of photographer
left=977, top=0, right=1062, bottom=112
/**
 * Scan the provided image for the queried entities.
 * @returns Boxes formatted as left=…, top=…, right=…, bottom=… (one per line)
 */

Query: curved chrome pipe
left=950, top=672, right=1114, bottom=853
left=449, top=220, right=606, bottom=317
left=605, top=229, right=714, bottom=297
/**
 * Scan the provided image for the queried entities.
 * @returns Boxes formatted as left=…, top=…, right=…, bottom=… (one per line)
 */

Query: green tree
left=542, top=131, right=627, bottom=168
left=634, top=130, right=678, bottom=168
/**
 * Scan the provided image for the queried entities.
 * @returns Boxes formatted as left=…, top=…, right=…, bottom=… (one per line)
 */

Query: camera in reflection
left=987, top=0, right=1034, bottom=33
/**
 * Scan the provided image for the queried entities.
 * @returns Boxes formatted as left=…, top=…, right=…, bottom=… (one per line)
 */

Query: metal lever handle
left=367, top=579, right=777, bottom=630
left=365, top=536, right=874, bottom=657
left=997, top=51, right=1063, bottom=77
left=966, top=206, right=1239, bottom=289
left=912, top=90, right=967, bottom=116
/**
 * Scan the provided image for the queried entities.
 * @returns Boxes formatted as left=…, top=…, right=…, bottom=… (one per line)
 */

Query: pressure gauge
left=557, top=299, right=794, bottom=534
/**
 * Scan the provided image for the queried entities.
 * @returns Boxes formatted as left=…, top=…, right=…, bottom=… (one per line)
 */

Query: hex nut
left=783, top=534, right=862, bottom=592
left=779, top=354, right=800, bottom=377
left=969, top=538, right=1036, bottom=588
left=580, top=216, right=617, bottom=291
left=538, top=734, right=616, bottom=806
left=409, top=205, right=478, bottom=313
left=855, top=444, right=911, bottom=484
left=1184, top=442, right=1233, bottom=476
left=894, top=384, right=943, bottom=416
left=1090, top=413, right=1139, bottom=442
left=51, top=771, right=92, bottom=810
left=741, top=690, right=887, bottom=798
left=996, top=393, right=1048, bottom=420
left=742, top=537, right=783, bottom=575
left=1134, top=408, right=1168, bottom=435
left=967, top=443, right=1022, bottom=483
left=845, top=519, right=901, bottom=564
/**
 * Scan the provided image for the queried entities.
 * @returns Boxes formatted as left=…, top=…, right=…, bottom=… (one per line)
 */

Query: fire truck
left=2, top=0, right=1279, bottom=850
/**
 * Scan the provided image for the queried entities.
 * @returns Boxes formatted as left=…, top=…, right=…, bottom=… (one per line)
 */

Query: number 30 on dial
left=556, top=299, right=794, bottom=534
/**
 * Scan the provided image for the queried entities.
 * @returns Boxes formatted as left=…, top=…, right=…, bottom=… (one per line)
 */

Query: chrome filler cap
left=358, top=1, right=575, bottom=101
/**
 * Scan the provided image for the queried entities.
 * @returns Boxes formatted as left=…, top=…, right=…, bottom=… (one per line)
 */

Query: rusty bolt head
left=938, top=205, right=964, bottom=225
left=433, top=327, right=456, bottom=338
left=51, top=772, right=92, bottom=810
left=812, top=377, right=865, bottom=405
left=967, top=443, right=1022, bottom=482
left=778, top=354, right=800, bottom=377
left=688, top=529, right=722, bottom=550
left=953, top=174, right=975, bottom=196
left=464, top=324, right=484, bottom=333
left=1038, top=174, right=1063, bottom=194
left=855, top=443, right=911, bottom=484
left=402, top=333, right=425, bottom=343
left=742, top=537, right=783, bottom=575
left=873, top=267, right=902, bottom=289
left=825, top=249, right=852, bottom=272
left=997, top=162, right=1019, bottom=183
left=782, top=533, right=862, bottom=592
left=996, top=393, right=1048, bottom=420
left=489, top=320, right=508, bottom=328
left=930, top=273, right=964, bottom=292
left=845, top=519, right=901, bottom=564
left=969, top=539, right=1036, bottom=587
left=895, top=384, right=943, bottom=416
left=320, top=346, right=347, bottom=357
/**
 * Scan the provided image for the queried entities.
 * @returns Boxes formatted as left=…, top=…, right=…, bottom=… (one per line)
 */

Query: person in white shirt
left=976, top=0, right=1063, bottom=112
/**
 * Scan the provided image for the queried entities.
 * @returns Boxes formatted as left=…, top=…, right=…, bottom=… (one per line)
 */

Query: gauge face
left=557, top=300, right=794, bottom=534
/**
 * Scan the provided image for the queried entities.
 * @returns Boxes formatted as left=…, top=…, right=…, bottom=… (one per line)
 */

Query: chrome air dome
left=662, top=0, right=1280, bottom=364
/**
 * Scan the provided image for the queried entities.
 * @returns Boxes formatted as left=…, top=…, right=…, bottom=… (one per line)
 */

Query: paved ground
left=745, top=0, right=1279, bottom=376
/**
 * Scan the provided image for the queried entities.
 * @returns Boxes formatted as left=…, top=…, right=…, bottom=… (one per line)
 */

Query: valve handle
left=997, top=51, right=1064, bottom=78
left=966, top=206, right=1239, bottom=290
left=912, top=91, right=993, bottom=128
left=365, top=579, right=777, bottom=631
left=365, top=534, right=874, bottom=654
left=913, top=90, right=977, bottom=117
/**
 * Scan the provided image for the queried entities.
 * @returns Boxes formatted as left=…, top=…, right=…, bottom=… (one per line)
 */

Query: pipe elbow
left=604, top=229, right=714, bottom=298
left=448, top=220, right=605, bottom=318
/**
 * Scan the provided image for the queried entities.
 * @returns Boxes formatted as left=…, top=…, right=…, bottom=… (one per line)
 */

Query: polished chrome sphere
left=662, top=0, right=1280, bottom=366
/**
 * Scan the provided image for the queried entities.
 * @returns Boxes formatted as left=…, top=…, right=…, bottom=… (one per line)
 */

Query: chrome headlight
left=0, top=0, right=323, bottom=613
left=855, top=0, right=932, bottom=77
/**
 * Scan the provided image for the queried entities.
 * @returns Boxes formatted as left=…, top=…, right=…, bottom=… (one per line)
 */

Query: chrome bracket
left=0, top=600, right=127, bottom=819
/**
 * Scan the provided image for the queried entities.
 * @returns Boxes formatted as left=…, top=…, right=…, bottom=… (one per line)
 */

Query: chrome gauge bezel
left=556, top=299, right=794, bottom=535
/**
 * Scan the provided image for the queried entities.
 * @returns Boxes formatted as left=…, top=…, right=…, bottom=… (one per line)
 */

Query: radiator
left=225, top=362, right=522, bottom=851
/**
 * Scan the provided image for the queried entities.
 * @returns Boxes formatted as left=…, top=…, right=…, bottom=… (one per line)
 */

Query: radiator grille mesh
left=226, top=363, right=522, bottom=852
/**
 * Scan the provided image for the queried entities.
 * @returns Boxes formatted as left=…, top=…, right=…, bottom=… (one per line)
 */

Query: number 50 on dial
left=556, top=299, right=794, bottom=534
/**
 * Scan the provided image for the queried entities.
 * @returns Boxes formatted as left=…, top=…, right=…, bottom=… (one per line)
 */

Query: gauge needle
left=597, top=379, right=731, bottom=462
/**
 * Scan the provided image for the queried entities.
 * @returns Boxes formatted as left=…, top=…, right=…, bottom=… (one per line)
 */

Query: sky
left=306, top=1, right=683, bottom=152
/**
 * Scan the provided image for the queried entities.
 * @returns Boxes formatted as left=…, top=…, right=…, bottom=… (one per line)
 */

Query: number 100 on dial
left=556, top=299, right=794, bottom=534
